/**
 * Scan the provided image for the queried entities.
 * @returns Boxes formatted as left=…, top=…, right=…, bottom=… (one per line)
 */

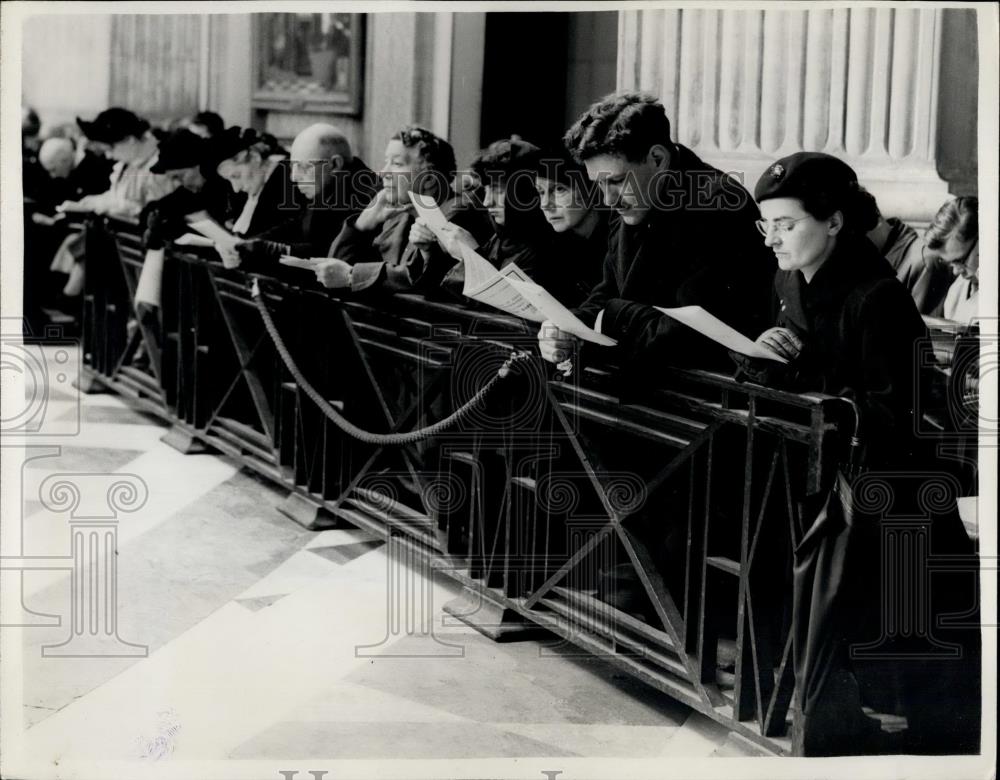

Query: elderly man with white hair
left=39, top=137, right=76, bottom=179
left=33, top=136, right=111, bottom=217
left=232, top=122, right=376, bottom=270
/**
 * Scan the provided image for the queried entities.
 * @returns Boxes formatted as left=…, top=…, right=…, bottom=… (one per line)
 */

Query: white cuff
left=594, top=309, right=605, bottom=334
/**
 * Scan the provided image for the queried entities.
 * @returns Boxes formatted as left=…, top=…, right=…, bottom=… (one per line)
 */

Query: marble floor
left=3, top=347, right=759, bottom=779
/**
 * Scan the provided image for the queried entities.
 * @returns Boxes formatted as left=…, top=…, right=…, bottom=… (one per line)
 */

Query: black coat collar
left=776, top=235, right=893, bottom=332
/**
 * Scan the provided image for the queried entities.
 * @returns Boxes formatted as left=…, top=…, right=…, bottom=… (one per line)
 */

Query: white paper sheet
left=134, top=248, right=164, bottom=308
left=460, top=243, right=507, bottom=292
left=279, top=256, right=323, bottom=270
left=653, top=305, right=787, bottom=362
left=172, top=233, right=215, bottom=248
left=506, top=278, right=617, bottom=346
left=458, top=245, right=545, bottom=321
left=186, top=212, right=240, bottom=250
left=408, top=191, right=451, bottom=243
left=454, top=245, right=614, bottom=345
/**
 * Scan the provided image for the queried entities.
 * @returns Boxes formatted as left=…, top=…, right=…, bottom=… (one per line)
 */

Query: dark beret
left=76, top=108, right=149, bottom=145
left=754, top=152, right=859, bottom=204
left=472, top=136, right=541, bottom=181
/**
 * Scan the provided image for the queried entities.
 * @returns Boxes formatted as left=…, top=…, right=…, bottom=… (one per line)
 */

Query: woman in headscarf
left=738, top=152, right=979, bottom=756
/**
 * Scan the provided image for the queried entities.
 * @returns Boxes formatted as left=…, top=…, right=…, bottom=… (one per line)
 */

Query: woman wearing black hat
left=142, top=129, right=233, bottom=251
left=742, top=152, right=979, bottom=755
left=213, top=128, right=305, bottom=269
left=60, top=107, right=177, bottom=219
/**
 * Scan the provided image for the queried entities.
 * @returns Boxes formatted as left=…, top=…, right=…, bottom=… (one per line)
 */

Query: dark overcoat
left=740, top=236, right=979, bottom=755
left=574, top=144, right=776, bottom=375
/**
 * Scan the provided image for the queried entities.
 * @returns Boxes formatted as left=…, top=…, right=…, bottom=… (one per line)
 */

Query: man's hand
left=436, top=223, right=478, bottom=260
left=315, top=258, right=353, bottom=289
left=755, top=327, right=803, bottom=361
left=215, top=244, right=242, bottom=269
left=538, top=320, right=580, bottom=365
left=355, top=189, right=408, bottom=233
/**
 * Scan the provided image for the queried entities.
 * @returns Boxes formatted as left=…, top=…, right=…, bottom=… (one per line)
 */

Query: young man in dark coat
left=537, top=92, right=775, bottom=379
left=234, top=123, right=376, bottom=268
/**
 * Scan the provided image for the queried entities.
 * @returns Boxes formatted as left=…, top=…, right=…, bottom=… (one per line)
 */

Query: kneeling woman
left=214, top=128, right=303, bottom=270
left=532, top=146, right=609, bottom=306
left=742, top=153, right=979, bottom=756
left=426, top=136, right=553, bottom=294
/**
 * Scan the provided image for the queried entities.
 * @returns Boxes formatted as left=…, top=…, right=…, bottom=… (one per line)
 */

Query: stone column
left=618, top=7, right=955, bottom=222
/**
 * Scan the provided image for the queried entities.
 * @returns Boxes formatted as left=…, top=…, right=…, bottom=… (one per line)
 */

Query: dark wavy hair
left=800, top=181, right=881, bottom=236
left=563, top=92, right=676, bottom=164
left=925, top=196, right=978, bottom=250
left=471, top=137, right=550, bottom=239
left=391, top=125, right=456, bottom=203
left=391, top=125, right=456, bottom=177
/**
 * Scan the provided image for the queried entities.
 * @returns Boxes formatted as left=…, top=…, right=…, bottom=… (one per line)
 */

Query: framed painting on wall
left=252, top=12, right=364, bottom=116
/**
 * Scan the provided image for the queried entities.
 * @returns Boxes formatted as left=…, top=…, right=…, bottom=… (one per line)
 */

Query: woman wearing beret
left=742, top=152, right=979, bottom=755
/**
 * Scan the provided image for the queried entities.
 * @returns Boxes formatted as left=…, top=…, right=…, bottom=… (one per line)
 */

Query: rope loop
left=251, top=278, right=530, bottom=446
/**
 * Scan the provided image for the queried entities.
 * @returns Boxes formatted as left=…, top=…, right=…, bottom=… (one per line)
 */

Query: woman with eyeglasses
left=741, top=152, right=979, bottom=756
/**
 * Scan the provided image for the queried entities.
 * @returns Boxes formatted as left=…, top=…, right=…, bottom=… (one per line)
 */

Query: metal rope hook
left=250, top=278, right=531, bottom=446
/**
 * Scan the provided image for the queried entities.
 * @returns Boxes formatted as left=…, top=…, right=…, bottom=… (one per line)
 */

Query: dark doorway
left=479, top=12, right=618, bottom=149
left=480, top=12, right=568, bottom=147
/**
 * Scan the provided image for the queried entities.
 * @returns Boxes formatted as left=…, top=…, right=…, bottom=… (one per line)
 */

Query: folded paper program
left=457, top=244, right=615, bottom=346
left=408, top=191, right=451, bottom=243
left=654, top=305, right=787, bottom=362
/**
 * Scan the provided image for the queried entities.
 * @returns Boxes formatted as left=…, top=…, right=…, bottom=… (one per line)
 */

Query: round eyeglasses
left=755, top=216, right=810, bottom=237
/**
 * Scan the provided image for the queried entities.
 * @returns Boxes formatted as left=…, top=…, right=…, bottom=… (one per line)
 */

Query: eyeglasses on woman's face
left=755, top=216, right=810, bottom=237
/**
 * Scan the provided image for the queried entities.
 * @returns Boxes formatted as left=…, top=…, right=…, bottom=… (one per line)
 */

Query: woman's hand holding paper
left=754, top=327, right=803, bottom=361
left=215, top=244, right=242, bottom=269
left=436, top=222, right=478, bottom=261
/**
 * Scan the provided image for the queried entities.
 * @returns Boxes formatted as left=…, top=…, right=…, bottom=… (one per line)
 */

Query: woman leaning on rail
left=734, top=152, right=980, bottom=756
